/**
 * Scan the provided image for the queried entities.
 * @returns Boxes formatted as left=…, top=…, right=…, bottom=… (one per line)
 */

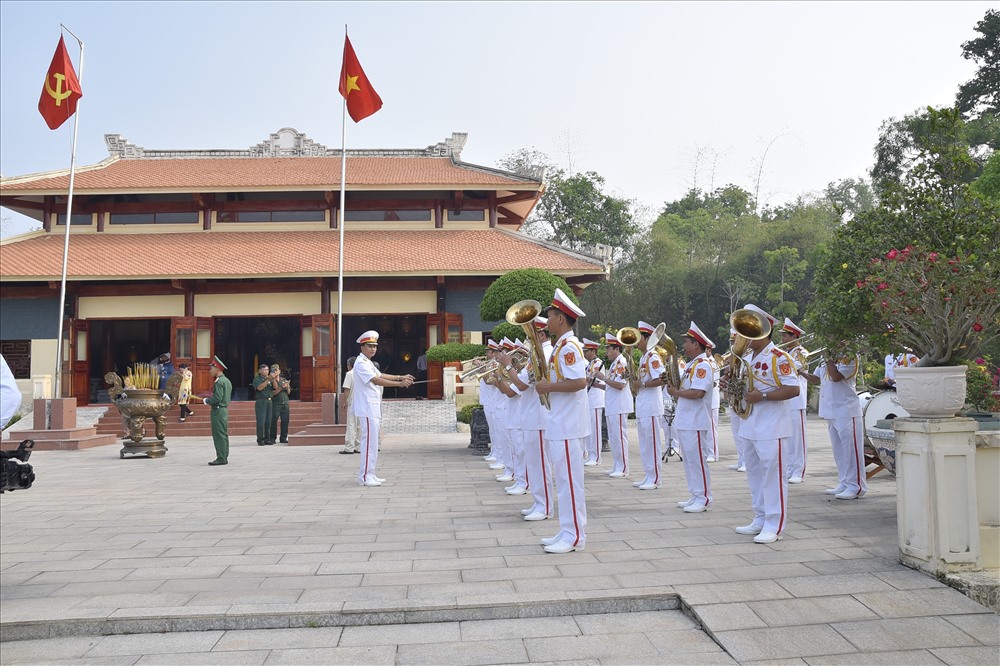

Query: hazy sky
left=0, top=1, right=993, bottom=236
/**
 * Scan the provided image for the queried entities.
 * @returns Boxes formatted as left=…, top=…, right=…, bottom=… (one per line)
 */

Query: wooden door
left=299, top=314, right=336, bottom=402
left=64, top=319, right=89, bottom=405
left=193, top=317, right=215, bottom=395
left=171, top=316, right=195, bottom=372
left=425, top=312, right=463, bottom=399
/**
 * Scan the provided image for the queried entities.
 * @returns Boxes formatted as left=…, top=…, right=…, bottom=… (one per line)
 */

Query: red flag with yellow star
left=339, top=35, right=382, bottom=123
left=38, top=35, right=83, bottom=130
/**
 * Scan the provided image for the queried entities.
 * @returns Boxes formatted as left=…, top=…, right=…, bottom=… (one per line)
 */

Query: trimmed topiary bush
left=458, top=403, right=481, bottom=424
left=426, top=343, right=486, bottom=363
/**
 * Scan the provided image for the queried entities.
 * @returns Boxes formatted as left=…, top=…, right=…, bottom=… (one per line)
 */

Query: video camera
left=1, top=439, right=35, bottom=493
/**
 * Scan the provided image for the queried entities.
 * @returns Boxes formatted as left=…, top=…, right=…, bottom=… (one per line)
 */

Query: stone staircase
left=94, top=401, right=324, bottom=438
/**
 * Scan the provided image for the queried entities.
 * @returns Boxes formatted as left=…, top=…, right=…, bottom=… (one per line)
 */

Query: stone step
left=1, top=433, right=117, bottom=451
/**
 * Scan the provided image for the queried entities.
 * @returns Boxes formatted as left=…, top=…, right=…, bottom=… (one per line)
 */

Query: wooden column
left=488, top=192, right=498, bottom=228
left=435, top=201, right=444, bottom=229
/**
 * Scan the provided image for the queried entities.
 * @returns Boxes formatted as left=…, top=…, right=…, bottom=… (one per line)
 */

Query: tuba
left=726, top=308, right=772, bottom=419
left=506, top=299, right=551, bottom=409
left=656, top=336, right=682, bottom=391
left=615, top=326, right=641, bottom=396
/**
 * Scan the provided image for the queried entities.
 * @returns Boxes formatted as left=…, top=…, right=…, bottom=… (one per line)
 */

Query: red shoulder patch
left=565, top=351, right=576, bottom=365
left=651, top=358, right=661, bottom=369
left=696, top=368, right=707, bottom=379
left=779, top=362, right=792, bottom=375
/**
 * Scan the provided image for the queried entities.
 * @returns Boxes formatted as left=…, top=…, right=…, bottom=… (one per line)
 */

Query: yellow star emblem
left=344, top=74, right=360, bottom=96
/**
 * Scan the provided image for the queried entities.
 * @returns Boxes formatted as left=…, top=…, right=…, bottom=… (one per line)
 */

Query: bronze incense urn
left=106, top=371, right=181, bottom=459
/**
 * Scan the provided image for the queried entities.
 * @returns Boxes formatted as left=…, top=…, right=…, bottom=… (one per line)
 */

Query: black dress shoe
left=208, top=460, right=228, bottom=466
left=265, top=441, right=275, bottom=445
left=258, top=442, right=266, bottom=446
left=279, top=439, right=288, bottom=444
left=339, top=450, right=354, bottom=454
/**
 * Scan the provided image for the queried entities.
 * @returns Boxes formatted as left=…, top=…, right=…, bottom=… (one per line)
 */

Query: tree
left=763, top=246, right=808, bottom=319
left=823, top=178, right=875, bottom=223
left=957, top=9, right=1000, bottom=119
left=480, top=269, right=578, bottom=341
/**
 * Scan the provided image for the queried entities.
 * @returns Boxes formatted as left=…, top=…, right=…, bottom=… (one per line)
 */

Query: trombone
left=774, top=332, right=816, bottom=351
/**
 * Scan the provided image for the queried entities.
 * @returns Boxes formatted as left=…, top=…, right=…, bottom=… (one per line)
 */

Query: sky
left=0, top=1, right=993, bottom=237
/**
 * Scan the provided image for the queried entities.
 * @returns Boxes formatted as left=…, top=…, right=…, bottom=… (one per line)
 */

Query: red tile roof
left=0, top=157, right=538, bottom=192
left=0, top=229, right=604, bottom=281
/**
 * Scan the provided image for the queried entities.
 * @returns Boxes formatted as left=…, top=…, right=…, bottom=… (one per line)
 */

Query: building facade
left=0, top=129, right=606, bottom=403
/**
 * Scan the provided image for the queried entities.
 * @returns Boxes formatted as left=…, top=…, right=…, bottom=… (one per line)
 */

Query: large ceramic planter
left=894, top=365, right=968, bottom=418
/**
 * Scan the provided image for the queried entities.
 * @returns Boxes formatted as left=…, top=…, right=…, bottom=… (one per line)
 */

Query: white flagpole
left=52, top=24, right=84, bottom=402
left=334, top=25, right=348, bottom=423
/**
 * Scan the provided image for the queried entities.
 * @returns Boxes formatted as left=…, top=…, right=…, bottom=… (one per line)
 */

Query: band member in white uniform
left=802, top=352, right=868, bottom=500
left=492, top=338, right=517, bottom=483
left=482, top=341, right=505, bottom=469
left=724, top=329, right=748, bottom=473
left=499, top=338, right=553, bottom=521
left=668, top=322, right=715, bottom=512
left=780, top=318, right=810, bottom=483
left=633, top=321, right=665, bottom=490
left=582, top=338, right=605, bottom=467
left=352, top=330, right=414, bottom=486
left=730, top=305, right=799, bottom=543
left=536, top=288, right=589, bottom=554
left=599, top=332, right=632, bottom=479
left=707, top=346, right=721, bottom=462
left=495, top=339, right=528, bottom=496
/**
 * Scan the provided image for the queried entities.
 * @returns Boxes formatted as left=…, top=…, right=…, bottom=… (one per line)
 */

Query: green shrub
left=426, top=343, right=486, bottom=363
left=479, top=269, right=578, bottom=323
left=458, top=403, right=482, bottom=424
left=965, top=358, right=999, bottom=413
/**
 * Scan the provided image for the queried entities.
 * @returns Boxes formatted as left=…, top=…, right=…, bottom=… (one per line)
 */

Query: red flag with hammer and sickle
left=38, top=36, right=83, bottom=130
left=339, top=35, right=382, bottom=123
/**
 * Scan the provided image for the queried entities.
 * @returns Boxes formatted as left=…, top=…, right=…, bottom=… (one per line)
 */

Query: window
left=343, top=210, right=431, bottom=222
left=448, top=209, right=486, bottom=222
left=111, top=212, right=199, bottom=225
left=217, top=210, right=325, bottom=223
left=56, top=213, right=93, bottom=226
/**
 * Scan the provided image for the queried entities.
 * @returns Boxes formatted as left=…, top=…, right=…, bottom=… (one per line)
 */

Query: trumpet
left=460, top=359, right=496, bottom=382
left=615, top=326, right=641, bottom=396
left=506, top=299, right=551, bottom=409
left=726, top=308, right=772, bottom=419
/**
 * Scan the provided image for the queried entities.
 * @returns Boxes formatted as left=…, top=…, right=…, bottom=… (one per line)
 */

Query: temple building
left=0, top=129, right=606, bottom=403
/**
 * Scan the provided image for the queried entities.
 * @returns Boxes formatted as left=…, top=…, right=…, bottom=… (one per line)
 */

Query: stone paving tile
left=459, top=615, right=582, bottom=641
left=799, top=557, right=901, bottom=575
left=524, top=632, right=661, bottom=662
left=298, top=585, right=408, bottom=604
left=942, top=613, right=1000, bottom=644
left=0, top=583, right=68, bottom=600
left=615, top=569, right=722, bottom=589
left=674, top=580, right=794, bottom=605
left=256, top=574, right=362, bottom=590
left=84, top=631, right=224, bottom=656
left=773, top=573, right=896, bottom=598
left=339, top=621, right=460, bottom=646
left=747, top=595, right=879, bottom=626
left=213, top=627, right=343, bottom=651
left=155, top=577, right=264, bottom=593
left=73, top=592, right=197, bottom=609
left=871, top=569, right=948, bottom=591
left=714, top=624, right=859, bottom=662
left=136, top=650, right=268, bottom=664
left=186, top=590, right=302, bottom=606
left=264, top=645, right=396, bottom=665
left=0, top=636, right=104, bottom=662
left=692, top=602, right=768, bottom=631
left=397, top=638, right=527, bottom=665
left=852, top=587, right=993, bottom=618
left=928, top=646, right=1000, bottom=665
left=574, top=609, right=698, bottom=634
left=645, top=627, right=733, bottom=654
left=803, top=650, right=947, bottom=664
left=121, top=566, right=226, bottom=581
left=108, top=605, right=232, bottom=619
left=711, top=563, right=817, bottom=582
left=831, top=616, right=981, bottom=651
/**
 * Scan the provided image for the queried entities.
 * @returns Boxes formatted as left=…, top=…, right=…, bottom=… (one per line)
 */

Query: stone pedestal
left=469, top=407, right=490, bottom=453
left=1, top=398, right=116, bottom=452
left=895, top=417, right=981, bottom=575
left=286, top=393, right=345, bottom=446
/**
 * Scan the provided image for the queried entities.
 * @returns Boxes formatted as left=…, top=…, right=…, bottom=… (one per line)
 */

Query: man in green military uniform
left=253, top=363, right=274, bottom=446
left=269, top=363, right=292, bottom=444
left=205, top=356, right=232, bottom=466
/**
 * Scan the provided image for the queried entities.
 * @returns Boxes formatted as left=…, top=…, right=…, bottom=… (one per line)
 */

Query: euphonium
left=648, top=322, right=681, bottom=389
left=615, top=326, right=641, bottom=395
left=726, top=308, right=772, bottom=419
left=505, top=299, right=551, bottom=409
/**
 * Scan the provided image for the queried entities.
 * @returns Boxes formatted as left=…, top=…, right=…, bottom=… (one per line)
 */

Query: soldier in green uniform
left=253, top=363, right=274, bottom=446
left=269, top=363, right=292, bottom=444
left=205, top=356, right=232, bottom=466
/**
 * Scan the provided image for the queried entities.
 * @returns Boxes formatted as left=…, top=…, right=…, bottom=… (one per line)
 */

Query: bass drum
left=863, top=390, right=910, bottom=475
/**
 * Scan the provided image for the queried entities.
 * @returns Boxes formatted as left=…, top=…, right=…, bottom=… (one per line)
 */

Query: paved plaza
left=1, top=417, right=997, bottom=664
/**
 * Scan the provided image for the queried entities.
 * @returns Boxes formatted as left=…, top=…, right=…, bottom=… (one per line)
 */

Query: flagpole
left=334, top=25, right=348, bottom=424
left=52, top=25, right=84, bottom=403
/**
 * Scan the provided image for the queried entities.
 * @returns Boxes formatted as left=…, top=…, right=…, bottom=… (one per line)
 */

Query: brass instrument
left=460, top=359, right=496, bottom=382
left=726, top=308, right=772, bottom=419
left=774, top=333, right=815, bottom=351
left=506, top=299, right=551, bottom=409
left=615, top=326, right=641, bottom=396
left=805, top=347, right=828, bottom=372
left=649, top=322, right=682, bottom=389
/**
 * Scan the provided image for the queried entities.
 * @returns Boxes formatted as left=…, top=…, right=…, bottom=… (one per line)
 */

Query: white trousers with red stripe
left=708, top=409, right=719, bottom=460
left=507, top=427, right=527, bottom=488
left=586, top=408, right=603, bottom=464
left=484, top=406, right=503, bottom=463
left=743, top=437, right=788, bottom=535
left=357, top=416, right=381, bottom=484
left=545, top=436, right=587, bottom=547
left=678, top=429, right=712, bottom=504
left=523, top=429, right=553, bottom=516
left=786, top=408, right=808, bottom=479
left=827, top=417, right=867, bottom=495
left=606, top=412, right=630, bottom=476
left=636, top=415, right=662, bottom=486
